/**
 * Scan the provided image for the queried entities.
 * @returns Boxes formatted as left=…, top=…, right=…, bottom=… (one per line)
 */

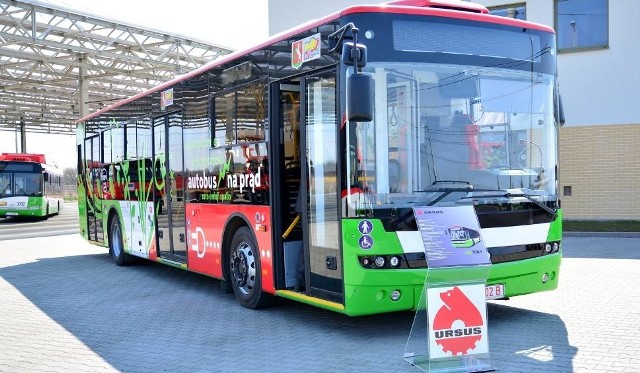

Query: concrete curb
left=564, top=231, right=640, bottom=238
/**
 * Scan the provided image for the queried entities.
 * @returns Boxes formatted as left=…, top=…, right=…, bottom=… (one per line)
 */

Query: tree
left=63, top=167, right=77, bottom=186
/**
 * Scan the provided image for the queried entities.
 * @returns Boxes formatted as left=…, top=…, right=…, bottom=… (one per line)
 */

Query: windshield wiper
left=414, top=180, right=473, bottom=203
left=464, top=191, right=558, bottom=220
left=425, top=180, right=473, bottom=190
left=390, top=184, right=474, bottom=230
left=516, top=193, right=558, bottom=220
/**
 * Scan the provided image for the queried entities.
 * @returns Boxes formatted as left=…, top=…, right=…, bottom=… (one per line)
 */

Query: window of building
left=556, top=0, right=608, bottom=51
left=489, top=3, right=526, bottom=20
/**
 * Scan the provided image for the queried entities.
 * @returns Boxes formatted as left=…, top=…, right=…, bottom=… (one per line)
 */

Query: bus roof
left=0, top=153, right=62, bottom=174
left=76, top=0, right=554, bottom=125
left=0, top=153, right=47, bottom=163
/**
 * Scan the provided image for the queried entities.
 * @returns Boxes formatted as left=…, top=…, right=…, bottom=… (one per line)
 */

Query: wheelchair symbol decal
left=359, top=235, right=374, bottom=250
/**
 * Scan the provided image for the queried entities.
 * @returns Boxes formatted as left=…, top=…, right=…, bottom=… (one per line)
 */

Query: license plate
left=6, top=212, right=18, bottom=216
left=485, top=284, right=505, bottom=300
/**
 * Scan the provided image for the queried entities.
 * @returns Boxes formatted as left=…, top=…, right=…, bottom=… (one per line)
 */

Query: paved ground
left=0, top=202, right=79, bottom=240
left=0, top=233, right=638, bottom=372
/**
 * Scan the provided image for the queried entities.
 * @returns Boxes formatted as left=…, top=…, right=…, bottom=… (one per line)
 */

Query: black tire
left=109, top=216, right=130, bottom=266
left=229, top=227, right=273, bottom=309
left=44, top=204, right=49, bottom=220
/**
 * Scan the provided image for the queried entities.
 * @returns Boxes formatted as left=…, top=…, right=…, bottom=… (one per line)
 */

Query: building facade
left=268, top=0, right=640, bottom=220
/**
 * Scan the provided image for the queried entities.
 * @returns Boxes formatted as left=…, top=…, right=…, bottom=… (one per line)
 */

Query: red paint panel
left=185, top=203, right=274, bottom=294
left=148, top=233, right=158, bottom=261
left=185, top=204, right=224, bottom=278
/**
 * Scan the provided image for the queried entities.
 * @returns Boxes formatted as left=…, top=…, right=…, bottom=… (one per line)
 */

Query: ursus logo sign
left=427, top=284, right=489, bottom=358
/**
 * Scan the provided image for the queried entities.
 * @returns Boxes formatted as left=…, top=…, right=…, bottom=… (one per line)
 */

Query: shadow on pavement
left=0, top=252, right=576, bottom=372
left=487, top=302, right=577, bottom=372
left=0, top=215, right=49, bottom=224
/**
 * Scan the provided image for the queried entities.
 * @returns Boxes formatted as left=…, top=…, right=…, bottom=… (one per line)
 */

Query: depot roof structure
left=0, top=0, right=232, bottom=135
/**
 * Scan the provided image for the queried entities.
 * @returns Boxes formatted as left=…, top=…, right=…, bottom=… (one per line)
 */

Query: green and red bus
left=0, top=153, right=64, bottom=218
left=76, top=0, right=563, bottom=316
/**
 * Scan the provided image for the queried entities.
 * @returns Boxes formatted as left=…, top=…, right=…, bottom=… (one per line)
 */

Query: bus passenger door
left=301, top=71, right=343, bottom=303
left=153, top=111, right=186, bottom=262
left=168, top=115, right=186, bottom=260
left=275, top=82, right=304, bottom=291
left=274, top=71, right=342, bottom=304
left=83, top=135, right=104, bottom=243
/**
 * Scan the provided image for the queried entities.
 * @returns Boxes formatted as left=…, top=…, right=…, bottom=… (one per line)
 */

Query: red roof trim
left=340, top=4, right=554, bottom=33
left=77, top=3, right=553, bottom=125
left=0, top=153, right=47, bottom=163
left=386, top=0, right=489, bottom=14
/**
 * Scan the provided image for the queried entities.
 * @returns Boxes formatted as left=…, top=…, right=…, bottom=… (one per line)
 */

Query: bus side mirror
left=341, top=42, right=367, bottom=68
left=343, top=42, right=373, bottom=122
left=555, top=93, right=565, bottom=126
left=347, top=73, right=374, bottom=122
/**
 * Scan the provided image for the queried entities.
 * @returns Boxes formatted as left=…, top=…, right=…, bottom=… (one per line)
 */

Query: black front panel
left=342, top=13, right=556, bottom=75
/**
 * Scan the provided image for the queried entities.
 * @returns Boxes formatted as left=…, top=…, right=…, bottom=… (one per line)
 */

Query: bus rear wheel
left=229, top=227, right=272, bottom=309
left=109, top=216, right=131, bottom=266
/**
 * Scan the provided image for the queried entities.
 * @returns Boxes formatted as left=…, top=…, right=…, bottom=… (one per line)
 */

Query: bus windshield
left=0, top=163, right=43, bottom=197
left=346, top=62, right=557, bottom=213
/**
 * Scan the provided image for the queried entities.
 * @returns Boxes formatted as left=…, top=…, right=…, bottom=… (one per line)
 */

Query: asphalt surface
left=0, top=208, right=638, bottom=372
left=0, top=202, right=79, bottom=240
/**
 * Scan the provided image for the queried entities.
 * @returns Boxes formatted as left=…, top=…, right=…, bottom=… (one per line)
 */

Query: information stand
left=404, top=206, right=495, bottom=373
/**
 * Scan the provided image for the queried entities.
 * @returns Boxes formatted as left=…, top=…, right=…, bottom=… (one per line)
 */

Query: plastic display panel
left=404, top=206, right=494, bottom=372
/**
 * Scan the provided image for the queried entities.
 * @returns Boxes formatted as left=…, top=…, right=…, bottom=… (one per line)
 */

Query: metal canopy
left=0, top=0, right=232, bottom=135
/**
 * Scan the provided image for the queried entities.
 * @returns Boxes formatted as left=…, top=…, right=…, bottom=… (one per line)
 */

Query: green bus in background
left=0, top=153, right=64, bottom=218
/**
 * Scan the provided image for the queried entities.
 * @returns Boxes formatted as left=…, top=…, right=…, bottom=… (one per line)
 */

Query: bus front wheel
left=228, top=227, right=273, bottom=309
left=109, top=217, right=130, bottom=266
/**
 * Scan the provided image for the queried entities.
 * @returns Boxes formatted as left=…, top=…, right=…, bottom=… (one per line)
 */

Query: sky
left=0, top=0, right=269, bottom=170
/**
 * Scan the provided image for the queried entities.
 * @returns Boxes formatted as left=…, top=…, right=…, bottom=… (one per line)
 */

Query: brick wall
left=559, top=124, right=640, bottom=220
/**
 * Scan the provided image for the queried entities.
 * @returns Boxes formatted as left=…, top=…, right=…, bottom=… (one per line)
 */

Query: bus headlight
left=358, top=254, right=411, bottom=269
left=389, top=256, right=400, bottom=268
left=544, top=243, right=552, bottom=253
left=390, top=290, right=401, bottom=301
left=552, top=242, right=559, bottom=252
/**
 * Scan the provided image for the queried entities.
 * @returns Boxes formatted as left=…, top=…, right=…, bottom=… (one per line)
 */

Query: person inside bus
left=431, top=111, right=482, bottom=177
left=430, top=113, right=468, bottom=176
